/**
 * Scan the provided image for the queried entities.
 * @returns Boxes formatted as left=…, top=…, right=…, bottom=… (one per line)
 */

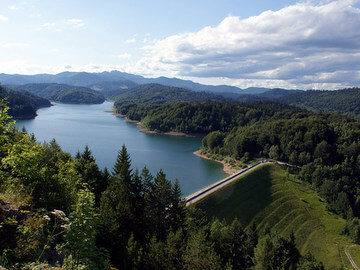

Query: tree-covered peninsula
left=0, top=86, right=51, bottom=119
left=9, top=83, right=105, bottom=104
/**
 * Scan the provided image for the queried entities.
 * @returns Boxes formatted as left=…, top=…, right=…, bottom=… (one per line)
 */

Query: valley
left=1, top=73, right=360, bottom=269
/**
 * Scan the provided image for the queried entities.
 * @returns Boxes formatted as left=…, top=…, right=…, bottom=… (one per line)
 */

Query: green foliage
left=201, top=110, right=360, bottom=218
left=117, top=100, right=300, bottom=134
left=254, top=232, right=300, bottom=269
left=276, top=87, right=360, bottom=120
left=114, top=83, right=225, bottom=106
left=343, top=218, right=360, bottom=244
left=183, top=229, right=222, bottom=270
left=0, top=86, right=51, bottom=119
left=74, top=146, right=108, bottom=206
left=59, top=188, right=107, bottom=269
left=195, top=164, right=349, bottom=268
left=1, top=88, right=358, bottom=269
left=98, top=146, right=188, bottom=268
left=297, top=252, right=325, bottom=270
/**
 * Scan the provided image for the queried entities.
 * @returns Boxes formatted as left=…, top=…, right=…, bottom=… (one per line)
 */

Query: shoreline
left=110, top=107, right=235, bottom=174
left=193, top=150, right=238, bottom=175
left=110, top=108, right=203, bottom=138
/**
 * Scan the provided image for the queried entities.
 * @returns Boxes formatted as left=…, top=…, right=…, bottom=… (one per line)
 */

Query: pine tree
left=112, top=144, right=132, bottom=181
left=75, top=146, right=104, bottom=206
left=98, top=145, right=135, bottom=268
left=183, top=229, right=221, bottom=270
left=168, top=179, right=186, bottom=232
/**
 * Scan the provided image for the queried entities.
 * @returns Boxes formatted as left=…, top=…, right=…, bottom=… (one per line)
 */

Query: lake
left=15, top=101, right=228, bottom=196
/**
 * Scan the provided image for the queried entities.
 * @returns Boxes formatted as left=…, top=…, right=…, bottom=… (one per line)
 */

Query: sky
left=0, top=0, right=360, bottom=89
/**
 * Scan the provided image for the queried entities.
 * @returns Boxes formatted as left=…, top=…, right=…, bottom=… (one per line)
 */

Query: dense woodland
left=114, top=83, right=226, bottom=106
left=8, top=83, right=105, bottom=104
left=0, top=89, right=325, bottom=268
left=275, top=87, right=360, bottom=120
left=116, top=101, right=302, bottom=134
left=116, top=98, right=360, bottom=245
left=119, top=99, right=360, bottom=220
left=0, top=87, right=51, bottom=119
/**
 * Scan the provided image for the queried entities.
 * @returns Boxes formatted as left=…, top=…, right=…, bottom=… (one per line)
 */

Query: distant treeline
left=276, top=87, right=360, bottom=120
left=114, top=83, right=226, bottom=106
left=9, top=83, right=105, bottom=104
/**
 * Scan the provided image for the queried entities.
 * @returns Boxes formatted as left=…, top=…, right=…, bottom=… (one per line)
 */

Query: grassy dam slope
left=195, top=164, right=355, bottom=269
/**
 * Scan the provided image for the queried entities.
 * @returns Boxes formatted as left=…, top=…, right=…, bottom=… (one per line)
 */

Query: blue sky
left=0, top=0, right=360, bottom=89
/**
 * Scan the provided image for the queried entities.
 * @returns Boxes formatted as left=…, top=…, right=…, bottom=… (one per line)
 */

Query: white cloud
left=8, top=5, right=19, bottom=11
left=0, top=15, right=8, bottom=22
left=41, top=22, right=56, bottom=27
left=114, top=53, right=132, bottom=59
left=1, top=43, right=30, bottom=48
left=128, top=0, right=360, bottom=88
left=126, top=38, right=136, bottom=44
left=67, top=19, right=85, bottom=28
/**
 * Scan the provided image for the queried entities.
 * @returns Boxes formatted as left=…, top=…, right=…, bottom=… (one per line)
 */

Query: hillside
left=89, top=80, right=138, bottom=99
left=0, top=87, right=51, bottom=118
left=114, top=83, right=226, bottom=106
left=9, top=83, right=105, bottom=104
left=276, top=87, right=360, bottom=120
left=115, top=101, right=301, bottom=134
left=195, top=164, right=354, bottom=269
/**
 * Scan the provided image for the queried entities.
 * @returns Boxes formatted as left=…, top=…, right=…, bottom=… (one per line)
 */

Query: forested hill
left=88, top=79, right=139, bottom=99
left=8, top=83, right=105, bottom=104
left=116, top=101, right=304, bottom=134
left=114, top=83, right=227, bottom=106
left=275, top=87, right=360, bottom=120
left=0, top=87, right=51, bottom=119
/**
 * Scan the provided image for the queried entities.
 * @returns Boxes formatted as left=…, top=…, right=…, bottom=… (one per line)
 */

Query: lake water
left=15, top=101, right=228, bottom=196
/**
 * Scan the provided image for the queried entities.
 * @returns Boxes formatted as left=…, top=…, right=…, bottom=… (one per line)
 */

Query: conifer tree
left=168, top=179, right=186, bottom=232
left=98, top=145, right=135, bottom=268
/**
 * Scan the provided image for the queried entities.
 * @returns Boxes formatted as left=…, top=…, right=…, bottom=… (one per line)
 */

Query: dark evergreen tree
left=183, top=229, right=221, bottom=270
left=74, top=145, right=106, bottom=206
left=168, top=179, right=187, bottom=232
left=98, top=145, right=135, bottom=268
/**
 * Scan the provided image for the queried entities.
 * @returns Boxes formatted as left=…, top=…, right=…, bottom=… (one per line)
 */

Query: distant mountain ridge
left=0, top=71, right=269, bottom=94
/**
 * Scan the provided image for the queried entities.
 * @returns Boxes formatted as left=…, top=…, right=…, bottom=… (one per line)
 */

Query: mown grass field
left=195, top=164, right=356, bottom=269
left=349, top=245, right=360, bottom=267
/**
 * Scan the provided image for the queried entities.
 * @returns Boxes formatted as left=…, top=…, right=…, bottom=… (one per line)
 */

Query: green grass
left=349, top=245, right=360, bottom=267
left=195, top=164, right=356, bottom=269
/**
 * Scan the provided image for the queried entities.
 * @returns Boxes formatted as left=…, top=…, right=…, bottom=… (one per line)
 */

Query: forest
left=113, top=83, right=226, bottom=106
left=0, top=90, right=325, bottom=269
left=116, top=99, right=360, bottom=245
left=8, top=83, right=105, bottom=104
left=0, top=87, right=51, bottom=119
left=275, top=87, right=360, bottom=120
left=116, top=101, right=303, bottom=134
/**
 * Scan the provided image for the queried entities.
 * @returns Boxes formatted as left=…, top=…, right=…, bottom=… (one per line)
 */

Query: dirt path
left=185, top=161, right=271, bottom=205
left=346, top=245, right=359, bottom=270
